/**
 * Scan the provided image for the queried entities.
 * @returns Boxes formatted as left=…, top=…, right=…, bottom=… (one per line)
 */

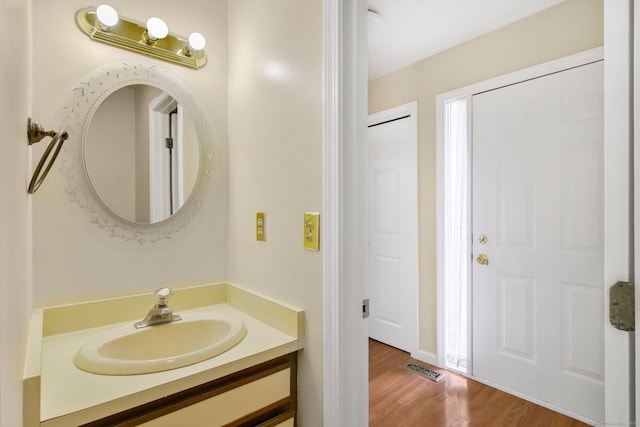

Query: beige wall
left=31, top=0, right=229, bottom=306
left=0, top=0, right=32, bottom=424
left=227, top=0, right=323, bottom=425
left=368, top=0, right=604, bottom=355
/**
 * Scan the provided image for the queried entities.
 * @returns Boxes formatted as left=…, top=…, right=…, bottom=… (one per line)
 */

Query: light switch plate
left=303, top=212, right=320, bottom=251
left=256, top=212, right=266, bottom=241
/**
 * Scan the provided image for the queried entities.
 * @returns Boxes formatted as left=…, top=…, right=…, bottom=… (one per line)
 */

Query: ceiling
left=367, top=0, right=566, bottom=80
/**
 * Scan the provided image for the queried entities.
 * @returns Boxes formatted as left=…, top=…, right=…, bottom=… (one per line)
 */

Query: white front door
left=367, top=102, right=418, bottom=353
left=472, top=61, right=605, bottom=423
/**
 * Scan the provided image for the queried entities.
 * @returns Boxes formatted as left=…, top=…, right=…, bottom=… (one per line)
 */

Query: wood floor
left=369, top=339, right=589, bottom=427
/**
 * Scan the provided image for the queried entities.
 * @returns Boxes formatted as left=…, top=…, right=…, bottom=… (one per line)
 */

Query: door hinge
left=609, top=281, right=634, bottom=332
left=363, top=299, right=370, bottom=319
left=165, top=137, right=174, bottom=149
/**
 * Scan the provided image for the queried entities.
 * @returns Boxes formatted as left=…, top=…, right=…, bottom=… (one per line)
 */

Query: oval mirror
left=57, top=61, right=215, bottom=244
left=84, top=84, right=199, bottom=224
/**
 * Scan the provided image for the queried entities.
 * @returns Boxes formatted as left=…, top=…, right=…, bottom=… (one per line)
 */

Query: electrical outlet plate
left=256, top=212, right=266, bottom=241
left=303, top=212, right=320, bottom=251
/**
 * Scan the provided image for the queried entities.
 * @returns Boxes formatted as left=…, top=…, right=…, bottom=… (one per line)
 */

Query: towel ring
left=27, top=118, right=69, bottom=194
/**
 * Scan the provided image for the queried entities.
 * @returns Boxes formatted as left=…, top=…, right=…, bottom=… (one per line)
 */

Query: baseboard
left=410, top=350, right=440, bottom=368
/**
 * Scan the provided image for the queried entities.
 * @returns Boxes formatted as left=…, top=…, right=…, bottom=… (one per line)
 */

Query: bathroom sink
left=74, top=312, right=247, bottom=375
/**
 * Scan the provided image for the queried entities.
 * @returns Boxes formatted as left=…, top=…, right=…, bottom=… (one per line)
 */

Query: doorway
left=438, top=51, right=605, bottom=424
left=324, top=2, right=635, bottom=426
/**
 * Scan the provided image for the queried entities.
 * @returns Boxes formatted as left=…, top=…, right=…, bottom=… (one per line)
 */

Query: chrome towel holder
left=27, top=117, right=68, bottom=194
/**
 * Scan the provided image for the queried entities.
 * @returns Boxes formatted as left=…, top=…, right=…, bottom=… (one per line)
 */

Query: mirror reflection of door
left=149, top=93, right=199, bottom=223
left=149, top=93, right=184, bottom=223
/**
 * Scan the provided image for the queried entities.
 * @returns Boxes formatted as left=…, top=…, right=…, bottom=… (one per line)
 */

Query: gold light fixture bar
left=76, top=6, right=207, bottom=69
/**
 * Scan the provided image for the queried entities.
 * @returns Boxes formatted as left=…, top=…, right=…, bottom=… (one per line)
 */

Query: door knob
left=476, top=254, right=489, bottom=265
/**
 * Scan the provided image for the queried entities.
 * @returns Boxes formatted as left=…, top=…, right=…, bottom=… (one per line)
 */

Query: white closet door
left=367, top=103, right=418, bottom=353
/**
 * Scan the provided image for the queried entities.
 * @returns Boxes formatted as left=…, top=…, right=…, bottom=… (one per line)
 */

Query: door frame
left=367, top=101, right=419, bottom=357
left=605, top=1, right=635, bottom=423
left=635, top=0, right=640, bottom=420
left=322, top=0, right=369, bottom=425
left=436, top=47, right=608, bottom=422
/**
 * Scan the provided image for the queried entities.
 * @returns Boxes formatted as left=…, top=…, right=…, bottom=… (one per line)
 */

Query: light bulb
left=184, top=32, right=206, bottom=56
left=188, top=33, right=206, bottom=51
left=96, top=4, right=118, bottom=30
left=145, top=17, right=168, bottom=42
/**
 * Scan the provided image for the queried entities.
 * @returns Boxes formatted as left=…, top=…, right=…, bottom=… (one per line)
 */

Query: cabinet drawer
left=273, top=417, right=294, bottom=427
left=79, top=353, right=297, bottom=427
left=139, top=369, right=291, bottom=427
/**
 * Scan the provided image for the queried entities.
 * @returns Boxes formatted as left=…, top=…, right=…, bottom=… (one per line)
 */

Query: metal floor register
left=403, top=363, right=445, bottom=382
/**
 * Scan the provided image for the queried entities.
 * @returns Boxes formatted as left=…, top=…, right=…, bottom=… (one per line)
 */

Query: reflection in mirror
left=85, top=85, right=199, bottom=224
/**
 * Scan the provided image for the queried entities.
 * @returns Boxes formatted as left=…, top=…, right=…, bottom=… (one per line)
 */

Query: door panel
left=372, top=255, right=401, bottom=326
left=472, top=61, right=604, bottom=423
left=498, top=274, right=535, bottom=360
left=498, top=152, right=534, bottom=247
left=563, top=284, right=604, bottom=380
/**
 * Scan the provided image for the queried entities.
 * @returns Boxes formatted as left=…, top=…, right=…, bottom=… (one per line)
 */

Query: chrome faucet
left=134, top=287, right=182, bottom=329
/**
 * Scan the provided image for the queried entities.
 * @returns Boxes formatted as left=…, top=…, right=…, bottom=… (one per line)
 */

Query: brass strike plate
left=304, top=212, right=320, bottom=251
left=256, top=212, right=266, bottom=241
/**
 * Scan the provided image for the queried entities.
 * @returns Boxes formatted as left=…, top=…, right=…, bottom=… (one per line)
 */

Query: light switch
left=304, top=212, right=320, bottom=251
left=256, top=212, right=266, bottom=241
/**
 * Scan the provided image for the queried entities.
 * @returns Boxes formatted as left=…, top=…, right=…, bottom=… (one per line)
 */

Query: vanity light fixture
left=76, top=5, right=207, bottom=69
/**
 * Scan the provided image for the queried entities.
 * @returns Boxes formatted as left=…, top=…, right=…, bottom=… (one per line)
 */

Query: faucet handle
left=155, top=287, right=173, bottom=306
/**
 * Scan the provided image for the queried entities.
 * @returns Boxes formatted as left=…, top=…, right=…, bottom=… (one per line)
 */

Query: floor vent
left=403, top=363, right=445, bottom=382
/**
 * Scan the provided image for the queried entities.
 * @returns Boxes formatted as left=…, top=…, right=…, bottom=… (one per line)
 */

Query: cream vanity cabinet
left=26, top=284, right=303, bottom=427
left=82, top=353, right=297, bottom=427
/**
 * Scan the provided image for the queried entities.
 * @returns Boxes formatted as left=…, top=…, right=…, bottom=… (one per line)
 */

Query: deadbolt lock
left=478, top=234, right=487, bottom=244
left=476, top=254, right=489, bottom=265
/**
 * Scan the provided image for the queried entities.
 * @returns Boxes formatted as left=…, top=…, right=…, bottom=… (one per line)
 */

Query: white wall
left=181, top=111, right=199, bottom=208
left=227, top=0, right=324, bottom=425
left=85, top=86, right=137, bottom=221
left=23, top=2, right=324, bottom=425
left=0, top=0, right=32, bottom=424
left=134, top=85, right=162, bottom=223
left=31, top=0, right=229, bottom=306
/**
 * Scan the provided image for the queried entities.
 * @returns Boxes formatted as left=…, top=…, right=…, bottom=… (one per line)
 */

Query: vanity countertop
left=24, top=284, right=303, bottom=427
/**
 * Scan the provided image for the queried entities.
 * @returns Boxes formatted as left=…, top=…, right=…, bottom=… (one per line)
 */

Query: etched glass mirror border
left=56, top=61, right=215, bottom=244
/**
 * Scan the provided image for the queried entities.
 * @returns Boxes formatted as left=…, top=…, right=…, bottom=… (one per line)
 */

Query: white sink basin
left=74, top=312, right=247, bottom=375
